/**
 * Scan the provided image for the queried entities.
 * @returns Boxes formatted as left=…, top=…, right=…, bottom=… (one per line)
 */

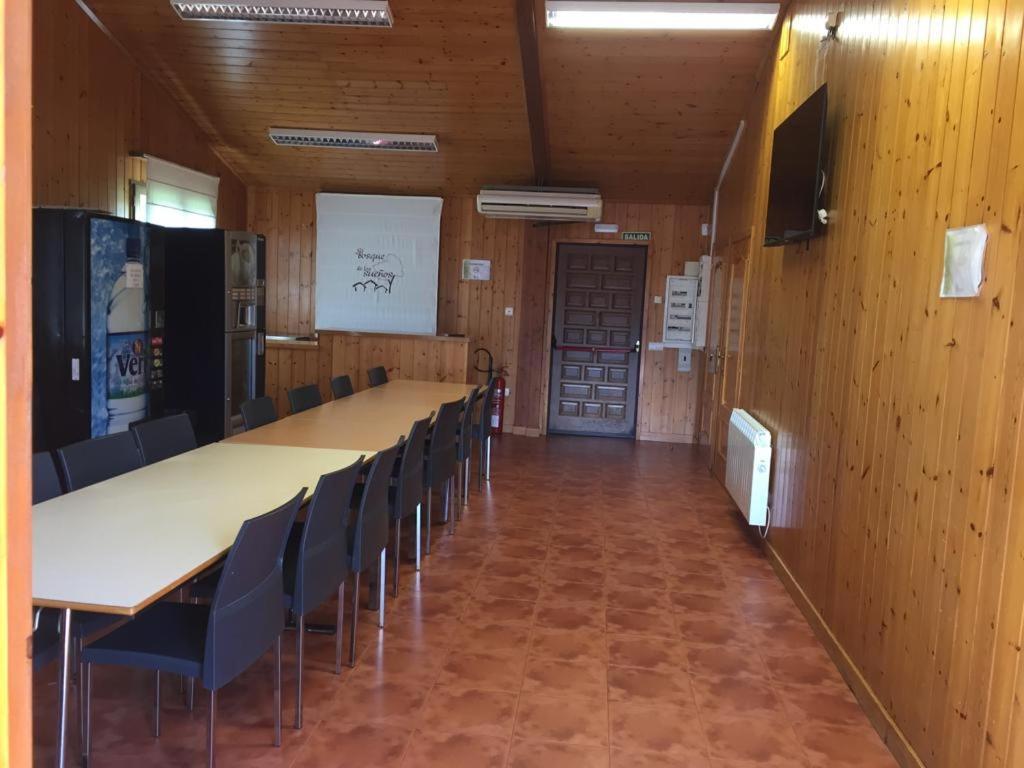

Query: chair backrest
left=240, top=397, right=277, bottom=431
left=288, top=384, right=323, bottom=415
left=351, top=440, right=402, bottom=572
left=32, top=452, right=63, bottom=504
left=476, top=378, right=496, bottom=436
left=131, top=413, right=197, bottom=465
left=393, top=415, right=431, bottom=522
left=457, top=387, right=482, bottom=460
left=425, top=398, right=464, bottom=487
left=367, top=366, right=388, bottom=388
left=203, top=487, right=305, bottom=690
left=330, top=374, right=354, bottom=400
left=57, top=432, right=142, bottom=492
left=293, top=457, right=363, bottom=616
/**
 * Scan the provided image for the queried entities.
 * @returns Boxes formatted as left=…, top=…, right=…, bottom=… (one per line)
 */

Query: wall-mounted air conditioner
left=476, top=187, right=603, bottom=222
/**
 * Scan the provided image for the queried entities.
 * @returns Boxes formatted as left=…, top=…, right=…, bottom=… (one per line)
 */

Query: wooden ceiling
left=84, top=0, right=775, bottom=203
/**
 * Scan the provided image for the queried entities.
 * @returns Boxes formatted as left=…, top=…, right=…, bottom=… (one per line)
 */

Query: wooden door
left=547, top=243, right=646, bottom=437
left=711, top=237, right=750, bottom=480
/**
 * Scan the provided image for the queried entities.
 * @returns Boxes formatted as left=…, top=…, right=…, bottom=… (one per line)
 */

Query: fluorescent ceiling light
left=545, top=1, right=779, bottom=30
left=268, top=128, right=438, bottom=152
left=170, top=0, right=394, bottom=26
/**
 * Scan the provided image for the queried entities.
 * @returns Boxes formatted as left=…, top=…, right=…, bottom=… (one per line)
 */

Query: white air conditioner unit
left=476, top=187, right=603, bottom=222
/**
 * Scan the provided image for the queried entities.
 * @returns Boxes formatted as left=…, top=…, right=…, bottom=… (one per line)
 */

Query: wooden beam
left=515, top=0, right=550, bottom=185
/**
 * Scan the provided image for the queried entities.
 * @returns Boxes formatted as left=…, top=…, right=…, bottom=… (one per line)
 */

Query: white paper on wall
left=315, top=193, right=443, bottom=334
left=940, top=224, right=987, bottom=298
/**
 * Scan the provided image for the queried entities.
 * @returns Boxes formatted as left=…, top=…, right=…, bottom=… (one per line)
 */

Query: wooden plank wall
left=32, top=0, right=246, bottom=228
left=251, top=192, right=709, bottom=442
left=264, top=334, right=470, bottom=416
left=716, top=2, right=1024, bottom=766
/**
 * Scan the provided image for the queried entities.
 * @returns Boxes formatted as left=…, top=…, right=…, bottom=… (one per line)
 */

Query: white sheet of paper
left=940, top=224, right=987, bottom=298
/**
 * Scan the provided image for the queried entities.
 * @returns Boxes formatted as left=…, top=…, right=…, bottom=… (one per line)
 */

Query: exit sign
left=622, top=231, right=651, bottom=242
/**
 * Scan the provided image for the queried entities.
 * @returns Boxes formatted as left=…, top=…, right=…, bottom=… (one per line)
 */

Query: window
left=132, top=155, right=219, bottom=229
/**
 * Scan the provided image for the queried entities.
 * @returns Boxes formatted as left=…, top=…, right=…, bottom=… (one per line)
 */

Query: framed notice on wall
left=314, top=193, right=444, bottom=334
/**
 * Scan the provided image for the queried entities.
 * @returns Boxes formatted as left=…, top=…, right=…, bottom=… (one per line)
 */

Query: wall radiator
left=725, top=409, right=772, bottom=526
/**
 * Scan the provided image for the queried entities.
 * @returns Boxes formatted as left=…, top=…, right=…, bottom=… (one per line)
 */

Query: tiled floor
left=33, top=435, right=898, bottom=767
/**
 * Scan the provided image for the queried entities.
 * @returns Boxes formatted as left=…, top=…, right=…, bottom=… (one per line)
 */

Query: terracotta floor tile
left=607, top=634, right=686, bottom=672
left=607, top=666, right=694, bottom=708
left=416, top=686, right=518, bottom=738
left=530, top=627, right=608, bottom=663
left=400, top=731, right=509, bottom=768
left=35, top=436, right=896, bottom=768
left=795, top=722, right=898, bottom=767
left=606, top=608, right=678, bottom=638
left=513, top=693, right=610, bottom=747
left=522, top=658, right=608, bottom=699
left=702, top=714, right=808, bottom=767
left=507, top=739, right=610, bottom=768
left=609, top=700, right=707, bottom=758
left=436, top=651, right=526, bottom=693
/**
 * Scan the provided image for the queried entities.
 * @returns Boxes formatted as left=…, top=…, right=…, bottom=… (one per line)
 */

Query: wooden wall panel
left=254, top=193, right=709, bottom=442
left=716, top=2, right=1024, bottom=766
left=32, top=0, right=246, bottom=228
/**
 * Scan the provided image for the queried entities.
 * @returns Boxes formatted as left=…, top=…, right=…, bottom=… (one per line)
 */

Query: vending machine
left=32, top=209, right=166, bottom=452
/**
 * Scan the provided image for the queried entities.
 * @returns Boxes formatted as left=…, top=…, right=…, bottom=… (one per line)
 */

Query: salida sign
left=352, top=248, right=405, bottom=294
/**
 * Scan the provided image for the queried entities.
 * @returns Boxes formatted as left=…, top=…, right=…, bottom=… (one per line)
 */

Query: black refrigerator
left=32, top=209, right=167, bottom=452
left=163, top=229, right=266, bottom=445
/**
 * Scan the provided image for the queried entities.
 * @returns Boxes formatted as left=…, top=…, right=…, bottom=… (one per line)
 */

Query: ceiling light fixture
left=268, top=128, right=438, bottom=152
left=170, top=0, right=394, bottom=27
left=545, top=1, right=780, bottom=31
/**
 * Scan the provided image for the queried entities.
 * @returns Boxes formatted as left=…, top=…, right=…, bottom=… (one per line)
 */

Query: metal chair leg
left=424, top=493, right=432, bottom=555
left=82, top=663, right=91, bottom=766
left=56, top=607, right=71, bottom=768
left=378, top=550, right=386, bottom=628
left=153, top=671, right=161, bottom=738
left=207, top=689, right=216, bottom=768
left=485, top=435, right=492, bottom=480
left=335, top=581, right=345, bottom=675
left=392, top=519, right=402, bottom=597
left=415, top=503, right=422, bottom=572
left=446, top=477, right=454, bottom=535
left=477, top=440, right=484, bottom=491
left=295, top=614, right=304, bottom=729
left=273, top=635, right=282, bottom=747
left=463, top=458, right=470, bottom=510
left=348, top=572, right=360, bottom=667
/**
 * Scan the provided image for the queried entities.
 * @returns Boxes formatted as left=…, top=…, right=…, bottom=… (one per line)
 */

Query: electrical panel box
left=692, top=255, right=712, bottom=349
left=663, top=275, right=699, bottom=347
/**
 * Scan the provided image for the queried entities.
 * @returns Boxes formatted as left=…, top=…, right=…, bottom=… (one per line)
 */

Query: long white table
left=33, top=442, right=366, bottom=768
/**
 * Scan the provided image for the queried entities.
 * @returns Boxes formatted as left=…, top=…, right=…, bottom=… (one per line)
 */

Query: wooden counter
left=265, top=330, right=471, bottom=415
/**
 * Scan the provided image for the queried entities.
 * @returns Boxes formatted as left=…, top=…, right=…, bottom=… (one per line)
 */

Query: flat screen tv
left=764, top=84, right=828, bottom=247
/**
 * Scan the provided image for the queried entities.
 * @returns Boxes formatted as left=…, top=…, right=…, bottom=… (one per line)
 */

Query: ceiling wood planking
left=85, top=0, right=535, bottom=194
left=83, top=0, right=777, bottom=200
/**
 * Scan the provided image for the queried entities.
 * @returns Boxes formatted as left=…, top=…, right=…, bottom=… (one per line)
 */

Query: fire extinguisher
left=491, top=372, right=506, bottom=435
left=474, top=348, right=505, bottom=435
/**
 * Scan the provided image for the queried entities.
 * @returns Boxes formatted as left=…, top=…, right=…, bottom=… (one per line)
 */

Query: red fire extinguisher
left=491, top=372, right=506, bottom=435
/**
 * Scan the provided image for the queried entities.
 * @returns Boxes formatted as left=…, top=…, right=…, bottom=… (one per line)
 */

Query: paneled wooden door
left=701, top=258, right=727, bottom=458
left=711, top=236, right=750, bottom=480
left=547, top=243, right=647, bottom=437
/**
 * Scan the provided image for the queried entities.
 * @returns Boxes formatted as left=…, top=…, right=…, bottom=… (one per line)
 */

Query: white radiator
left=725, top=409, right=772, bottom=526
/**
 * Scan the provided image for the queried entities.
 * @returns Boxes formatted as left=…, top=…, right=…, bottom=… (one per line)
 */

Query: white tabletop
left=227, top=379, right=479, bottom=452
left=32, top=442, right=367, bottom=615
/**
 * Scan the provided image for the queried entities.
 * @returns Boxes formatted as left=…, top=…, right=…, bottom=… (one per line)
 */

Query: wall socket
left=504, top=307, right=514, bottom=316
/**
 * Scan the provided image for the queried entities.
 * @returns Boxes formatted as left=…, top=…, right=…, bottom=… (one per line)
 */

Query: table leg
left=55, top=607, right=72, bottom=768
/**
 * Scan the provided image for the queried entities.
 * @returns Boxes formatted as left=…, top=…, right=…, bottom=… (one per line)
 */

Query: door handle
left=634, top=339, right=640, bottom=354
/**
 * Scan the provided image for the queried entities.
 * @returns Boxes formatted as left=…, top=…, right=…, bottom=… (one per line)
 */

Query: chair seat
left=82, top=602, right=208, bottom=679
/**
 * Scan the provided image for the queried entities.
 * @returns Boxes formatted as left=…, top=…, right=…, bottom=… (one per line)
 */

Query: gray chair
left=57, top=432, right=142, bottom=491
left=331, top=374, right=354, bottom=399
left=388, top=415, right=431, bottom=595
left=423, top=398, right=464, bottom=547
left=33, top=451, right=64, bottom=503
left=131, top=413, right=197, bottom=465
left=81, top=488, right=306, bottom=767
left=287, top=384, right=323, bottom=414
left=367, top=366, right=388, bottom=388
left=241, top=397, right=277, bottom=431
left=285, top=458, right=363, bottom=726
